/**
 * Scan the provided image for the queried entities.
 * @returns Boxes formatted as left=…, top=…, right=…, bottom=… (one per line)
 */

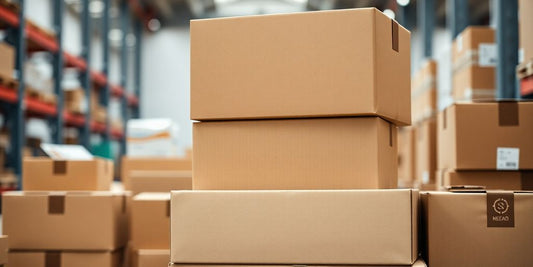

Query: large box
left=422, top=191, right=533, bottom=266
left=130, top=170, right=192, bottom=195
left=437, top=169, right=533, bottom=190
left=398, top=126, right=416, bottom=183
left=191, top=8, right=411, bottom=126
left=22, top=157, right=113, bottom=191
left=169, top=260, right=427, bottom=267
left=134, top=249, right=169, bottom=267
left=411, top=60, right=437, bottom=123
left=438, top=101, right=533, bottom=170
left=452, top=26, right=496, bottom=101
left=131, top=193, right=170, bottom=250
left=171, top=189, right=418, bottom=265
left=415, top=118, right=436, bottom=184
left=8, top=250, right=122, bottom=267
left=0, top=236, right=7, bottom=266
left=121, top=157, right=192, bottom=189
left=0, top=42, right=14, bottom=79
left=3, top=191, right=129, bottom=250
left=519, top=0, right=533, bottom=62
left=194, top=117, right=398, bottom=190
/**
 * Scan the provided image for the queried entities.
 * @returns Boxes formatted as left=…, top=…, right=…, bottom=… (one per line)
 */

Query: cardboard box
left=191, top=8, right=411, bottom=126
left=398, top=126, right=416, bottom=182
left=121, top=157, right=192, bottom=190
left=169, top=260, right=427, bottom=267
left=130, top=170, right=192, bottom=195
left=0, top=236, right=7, bottom=265
left=422, top=191, right=533, bottom=266
left=131, top=193, right=170, bottom=250
left=411, top=60, right=437, bottom=123
left=8, top=250, right=123, bottom=267
left=171, top=189, right=418, bottom=265
left=127, top=119, right=179, bottom=157
left=415, top=118, right=436, bottom=184
left=437, top=169, right=533, bottom=190
left=22, top=157, right=113, bottom=191
left=438, top=101, right=533, bottom=170
left=452, top=26, right=496, bottom=101
left=0, top=42, right=14, bottom=79
left=134, top=249, right=169, bottom=267
left=3, top=191, right=129, bottom=250
left=520, top=0, right=533, bottom=63
left=194, top=117, right=398, bottom=190
left=64, top=88, right=86, bottom=114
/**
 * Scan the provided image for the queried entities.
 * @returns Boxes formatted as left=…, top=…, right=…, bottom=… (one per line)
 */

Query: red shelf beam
left=64, top=52, right=87, bottom=70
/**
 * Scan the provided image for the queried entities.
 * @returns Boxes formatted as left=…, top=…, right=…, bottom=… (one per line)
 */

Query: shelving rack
left=0, top=0, right=146, bottom=188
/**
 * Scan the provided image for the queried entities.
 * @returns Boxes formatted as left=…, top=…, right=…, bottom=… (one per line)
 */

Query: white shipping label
left=519, top=48, right=524, bottom=64
left=497, top=147, right=519, bottom=170
left=422, top=171, right=429, bottom=184
left=478, top=43, right=497, bottom=67
left=457, top=34, right=463, bottom=52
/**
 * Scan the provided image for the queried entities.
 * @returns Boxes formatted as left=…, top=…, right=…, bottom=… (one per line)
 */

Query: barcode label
left=497, top=147, right=519, bottom=170
left=478, top=43, right=497, bottom=67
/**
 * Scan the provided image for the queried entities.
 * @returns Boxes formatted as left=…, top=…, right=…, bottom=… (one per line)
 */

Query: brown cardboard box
left=438, top=101, right=533, bottom=170
left=130, top=170, right=192, bottom=195
left=131, top=193, right=170, bottom=250
left=169, top=260, right=427, bottom=267
left=121, top=157, right=192, bottom=190
left=194, top=117, right=398, bottom=190
left=520, top=0, right=533, bottom=62
left=0, top=42, right=14, bottom=79
left=0, top=236, right=7, bottom=265
left=398, top=126, right=416, bottom=182
left=411, top=60, right=437, bottom=123
left=452, top=26, right=496, bottom=101
left=3, top=191, right=129, bottom=250
left=437, top=169, right=533, bottom=190
left=8, top=250, right=123, bottom=267
left=415, top=118, right=436, bottom=184
left=134, top=249, right=169, bottom=267
left=64, top=88, right=85, bottom=114
left=171, top=189, right=418, bottom=265
left=422, top=191, right=533, bottom=266
left=191, top=8, right=411, bottom=126
left=22, top=157, right=113, bottom=191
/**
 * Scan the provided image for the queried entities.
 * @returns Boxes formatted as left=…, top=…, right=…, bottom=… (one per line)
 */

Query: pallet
left=517, top=59, right=533, bottom=80
left=0, top=72, right=18, bottom=90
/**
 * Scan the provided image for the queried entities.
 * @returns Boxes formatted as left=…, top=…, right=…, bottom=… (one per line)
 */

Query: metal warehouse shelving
left=0, top=0, right=148, bottom=188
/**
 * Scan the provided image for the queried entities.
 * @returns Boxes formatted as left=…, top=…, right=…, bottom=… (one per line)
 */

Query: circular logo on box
left=492, top=198, right=509, bottom=215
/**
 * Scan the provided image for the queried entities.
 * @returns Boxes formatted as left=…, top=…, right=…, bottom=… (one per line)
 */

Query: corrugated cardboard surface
left=170, top=259, right=427, bottom=267
left=22, top=157, right=113, bottom=191
left=519, top=0, right=533, bottom=62
left=423, top=191, right=533, bottom=266
left=411, top=60, right=437, bottom=123
left=415, top=118, right=436, bottom=184
left=452, top=26, right=495, bottom=63
left=191, top=8, right=411, bottom=126
left=8, top=250, right=122, bottom=267
left=134, top=249, right=169, bottom=267
left=437, top=169, right=533, bottom=190
left=0, top=236, right=7, bottom=265
left=130, top=170, right=192, bottom=195
left=398, top=126, right=416, bottom=182
left=121, top=157, right=192, bottom=189
left=193, top=117, right=397, bottom=190
left=131, top=193, right=170, bottom=249
left=171, top=189, right=418, bottom=265
left=0, top=43, right=14, bottom=78
left=438, top=102, right=533, bottom=170
left=3, top=191, right=129, bottom=250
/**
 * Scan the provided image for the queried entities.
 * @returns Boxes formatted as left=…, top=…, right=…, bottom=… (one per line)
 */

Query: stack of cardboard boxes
left=64, top=88, right=86, bottom=115
left=2, top=157, right=128, bottom=267
left=168, top=8, right=425, bottom=267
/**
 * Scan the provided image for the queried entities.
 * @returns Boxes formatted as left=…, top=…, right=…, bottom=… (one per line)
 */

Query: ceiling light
left=383, top=9, right=395, bottom=20
left=397, top=0, right=410, bottom=7
left=148, top=19, right=161, bottom=32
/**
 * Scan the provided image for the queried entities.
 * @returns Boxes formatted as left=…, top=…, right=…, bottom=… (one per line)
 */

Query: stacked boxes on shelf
left=64, top=88, right=86, bottom=115
left=170, top=8, right=424, bottom=267
left=2, top=157, right=128, bottom=267
left=451, top=26, right=496, bottom=101
left=0, top=42, right=15, bottom=85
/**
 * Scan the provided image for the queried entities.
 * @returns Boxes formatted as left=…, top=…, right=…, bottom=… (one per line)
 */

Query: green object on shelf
left=92, top=140, right=113, bottom=159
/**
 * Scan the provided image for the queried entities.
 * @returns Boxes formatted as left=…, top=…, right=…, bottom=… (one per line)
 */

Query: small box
left=415, top=118, right=437, bottom=184
left=194, top=117, right=398, bottom=190
left=422, top=191, right=533, bottom=266
left=131, top=193, right=170, bottom=249
left=0, top=236, right=7, bottom=265
left=437, top=169, right=533, bottom=190
left=438, top=101, right=533, bottom=170
left=191, top=8, right=411, bottom=126
left=22, top=157, right=113, bottom=191
left=121, top=157, right=192, bottom=190
left=134, top=249, right=169, bottom=267
left=0, top=42, right=14, bottom=79
left=519, top=0, right=533, bottom=63
left=8, top=250, right=123, bottom=267
left=398, top=126, right=416, bottom=182
left=411, top=60, right=437, bottom=123
left=3, top=191, right=129, bottom=250
left=171, top=189, right=418, bottom=265
left=130, top=170, right=192, bottom=195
